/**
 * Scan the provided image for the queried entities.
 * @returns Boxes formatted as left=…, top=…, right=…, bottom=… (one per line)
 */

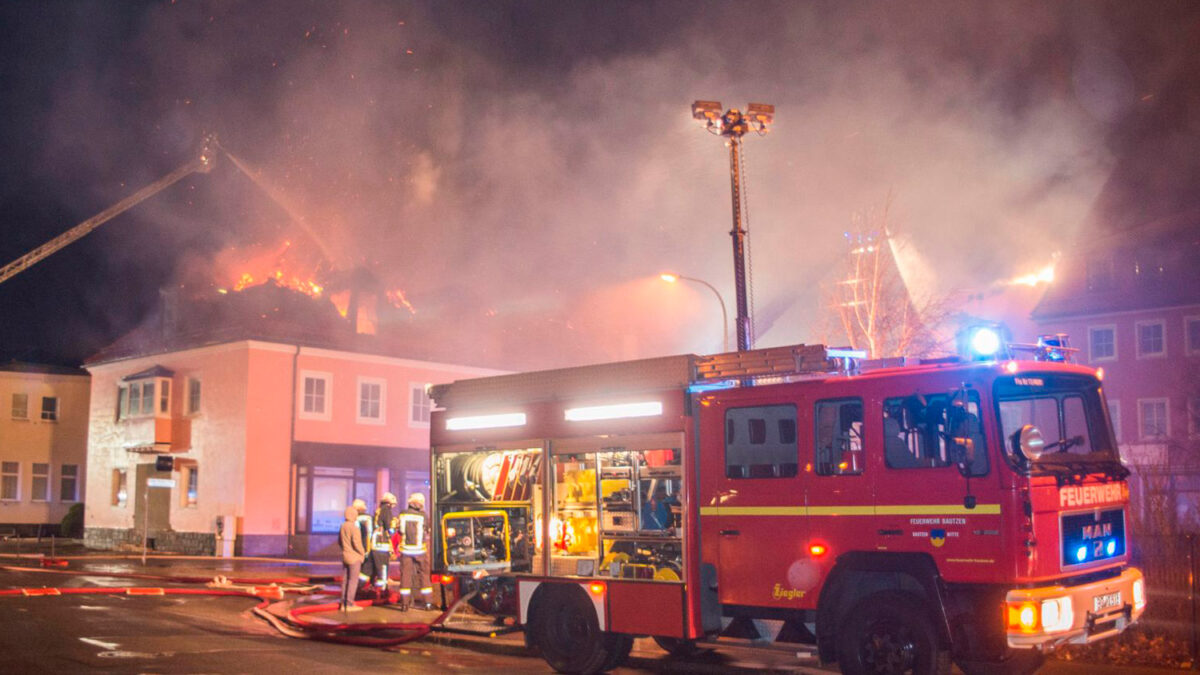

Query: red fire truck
left=428, top=342, right=1145, bottom=674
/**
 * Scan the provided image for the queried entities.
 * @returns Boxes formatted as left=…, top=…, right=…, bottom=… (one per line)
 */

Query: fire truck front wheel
left=836, top=592, right=950, bottom=675
left=530, top=585, right=629, bottom=674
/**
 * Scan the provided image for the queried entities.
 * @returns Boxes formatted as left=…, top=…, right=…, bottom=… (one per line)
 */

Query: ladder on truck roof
left=430, top=343, right=855, bottom=410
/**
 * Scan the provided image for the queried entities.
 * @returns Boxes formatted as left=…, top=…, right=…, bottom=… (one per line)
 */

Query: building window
left=41, top=397, right=58, bottom=421
left=187, top=377, right=202, bottom=414
left=299, top=372, right=332, bottom=420
left=724, top=404, right=799, bottom=478
left=1107, top=400, right=1122, bottom=444
left=60, top=464, right=79, bottom=502
left=11, top=393, right=28, bottom=420
left=112, top=469, right=128, bottom=507
left=409, top=383, right=432, bottom=426
left=119, top=378, right=169, bottom=420
left=1189, top=397, right=1200, bottom=438
left=1187, top=317, right=1200, bottom=356
left=357, top=377, right=385, bottom=424
left=31, top=463, right=49, bottom=502
left=310, top=467, right=354, bottom=533
left=1088, top=326, right=1116, bottom=362
left=1086, top=257, right=1114, bottom=291
left=1136, top=320, right=1166, bottom=358
left=1138, top=399, right=1169, bottom=439
left=814, top=398, right=864, bottom=476
left=182, top=465, right=198, bottom=507
left=1, top=462, right=19, bottom=501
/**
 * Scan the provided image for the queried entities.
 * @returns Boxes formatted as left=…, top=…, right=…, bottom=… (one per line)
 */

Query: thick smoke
left=7, top=1, right=1199, bottom=368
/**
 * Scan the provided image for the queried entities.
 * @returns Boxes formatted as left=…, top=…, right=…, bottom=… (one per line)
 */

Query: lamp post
left=661, top=273, right=730, bottom=353
left=691, top=100, right=774, bottom=351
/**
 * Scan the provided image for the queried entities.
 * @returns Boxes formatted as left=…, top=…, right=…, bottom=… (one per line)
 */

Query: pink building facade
left=1033, top=218, right=1200, bottom=528
left=82, top=284, right=505, bottom=557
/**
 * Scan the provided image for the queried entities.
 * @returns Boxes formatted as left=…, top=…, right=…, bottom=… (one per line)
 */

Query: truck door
left=699, top=392, right=810, bottom=609
left=871, top=383, right=1003, bottom=574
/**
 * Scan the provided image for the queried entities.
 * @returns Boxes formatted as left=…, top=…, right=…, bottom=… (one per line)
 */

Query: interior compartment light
left=446, top=412, right=527, bottom=431
left=564, top=401, right=663, bottom=422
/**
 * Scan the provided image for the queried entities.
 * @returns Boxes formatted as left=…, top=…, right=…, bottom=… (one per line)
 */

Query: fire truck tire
left=600, top=633, right=634, bottom=671
left=531, top=586, right=620, bottom=674
left=836, top=592, right=949, bottom=675
left=652, top=636, right=707, bottom=657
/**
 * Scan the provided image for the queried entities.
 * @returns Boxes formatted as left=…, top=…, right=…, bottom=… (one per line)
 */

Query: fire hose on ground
left=0, top=560, right=468, bottom=648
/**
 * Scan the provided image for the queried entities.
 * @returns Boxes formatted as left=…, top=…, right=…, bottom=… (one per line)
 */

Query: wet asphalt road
left=0, top=550, right=822, bottom=674
left=0, top=545, right=1178, bottom=674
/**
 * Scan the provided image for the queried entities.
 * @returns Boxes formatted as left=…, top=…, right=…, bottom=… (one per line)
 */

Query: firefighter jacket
left=356, top=512, right=373, bottom=551
left=397, top=505, right=427, bottom=556
left=371, top=502, right=395, bottom=552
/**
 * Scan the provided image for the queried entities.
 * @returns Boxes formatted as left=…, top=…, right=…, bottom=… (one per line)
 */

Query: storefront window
left=311, top=467, right=354, bottom=533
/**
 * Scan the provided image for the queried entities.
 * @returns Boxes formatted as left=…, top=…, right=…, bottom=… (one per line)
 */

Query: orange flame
left=386, top=288, right=417, bottom=314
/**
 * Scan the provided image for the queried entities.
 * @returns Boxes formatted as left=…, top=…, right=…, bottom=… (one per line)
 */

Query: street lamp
left=661, top=273, right=730, bottom=353
left=691, top=100, right=774, bottom=351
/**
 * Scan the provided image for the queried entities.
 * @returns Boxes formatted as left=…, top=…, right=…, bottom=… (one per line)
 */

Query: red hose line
left=0, top=567, right=441, bottom=648
left=0, top=563, right=312, bottom=585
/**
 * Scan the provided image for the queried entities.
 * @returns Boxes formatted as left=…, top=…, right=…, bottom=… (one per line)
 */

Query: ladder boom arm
left=0, top=140, right=215, bottom=285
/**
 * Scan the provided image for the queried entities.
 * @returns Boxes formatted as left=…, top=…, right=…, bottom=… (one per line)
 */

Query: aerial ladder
left=0, top=134, right=219, bottom=285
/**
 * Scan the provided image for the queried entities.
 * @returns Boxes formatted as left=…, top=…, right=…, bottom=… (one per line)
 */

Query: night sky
left=1, top=1, right=1198, bottom=368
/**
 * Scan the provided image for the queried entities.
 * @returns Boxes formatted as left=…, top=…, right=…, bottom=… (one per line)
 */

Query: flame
left=386, top=288, right=417, bottom=315
left=216, top=240, right=327, bottom=298
left=1007, top=263, right=1056, bottom=287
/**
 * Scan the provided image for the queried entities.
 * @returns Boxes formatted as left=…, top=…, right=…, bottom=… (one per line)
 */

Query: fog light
left=1007, top=601, right=1039, bottom=633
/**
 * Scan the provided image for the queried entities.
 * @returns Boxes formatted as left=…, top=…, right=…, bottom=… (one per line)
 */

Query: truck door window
left=814, top=398, right=863, bottom=476
left=883, top=392, right=988, bottom=474
left=724, top=404, right=799, bottom=478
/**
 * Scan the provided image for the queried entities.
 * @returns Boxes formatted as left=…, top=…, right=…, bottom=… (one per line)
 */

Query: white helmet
left=383, top=492, right=398, bottom=505
left=408, top=492, right=425, bottom=507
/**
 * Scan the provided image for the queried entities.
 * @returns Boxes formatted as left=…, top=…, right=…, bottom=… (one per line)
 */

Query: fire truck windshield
left=994, top=373, right=1124, bottom=475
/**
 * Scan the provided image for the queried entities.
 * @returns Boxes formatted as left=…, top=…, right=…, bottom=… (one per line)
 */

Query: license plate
left=1093, top=591, right=1121, bottom=612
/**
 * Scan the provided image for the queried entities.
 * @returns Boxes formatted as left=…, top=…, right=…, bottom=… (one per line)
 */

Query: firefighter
left=366, top=493, right=397, bottom=597
left=353, top=498, right=374, bottom=593
left=397, top=492, right=432, bottom=610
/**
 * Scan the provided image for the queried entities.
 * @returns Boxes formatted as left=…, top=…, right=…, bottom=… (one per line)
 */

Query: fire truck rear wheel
left=532, top=586, right=623, bottom=674
left=836, top=592, right=948, bottom=675
left=652, top=636, right=707, bottom=658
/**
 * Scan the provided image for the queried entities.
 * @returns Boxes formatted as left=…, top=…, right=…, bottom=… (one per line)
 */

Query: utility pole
left=691, top=101, right=774, bottom=351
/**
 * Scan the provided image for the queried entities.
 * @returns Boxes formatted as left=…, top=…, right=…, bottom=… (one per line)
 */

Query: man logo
left=930, top=529, right=947, bottom=548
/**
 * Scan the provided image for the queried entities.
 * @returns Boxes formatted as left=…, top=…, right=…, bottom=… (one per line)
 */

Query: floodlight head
left=692, top=100, right=723, bottom=123
left=746, top=103, right=774, bottom=125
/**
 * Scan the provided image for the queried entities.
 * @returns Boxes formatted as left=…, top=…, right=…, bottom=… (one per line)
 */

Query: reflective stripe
left=399, top=589, right=412, bottom=595
left=399, top=512, right=426, bottom=553
left=699, top=503, right=1001, bottom=517
left=419, top=587, right=433, bottom=594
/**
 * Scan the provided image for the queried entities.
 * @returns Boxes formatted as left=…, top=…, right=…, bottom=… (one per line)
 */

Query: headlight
left=1007, top=596, right=1074, bottom=634
left=1040, top=597, right=1074, bottom=632
left=1133, top=578, right=1146, bottom=611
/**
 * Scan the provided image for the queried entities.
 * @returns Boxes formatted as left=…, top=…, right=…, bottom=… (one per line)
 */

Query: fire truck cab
left=428, top=343, right=1144, bottom=674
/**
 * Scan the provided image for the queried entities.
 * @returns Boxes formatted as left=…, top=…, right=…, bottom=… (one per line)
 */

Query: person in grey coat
left=339, top=504, right=366, bottom=612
